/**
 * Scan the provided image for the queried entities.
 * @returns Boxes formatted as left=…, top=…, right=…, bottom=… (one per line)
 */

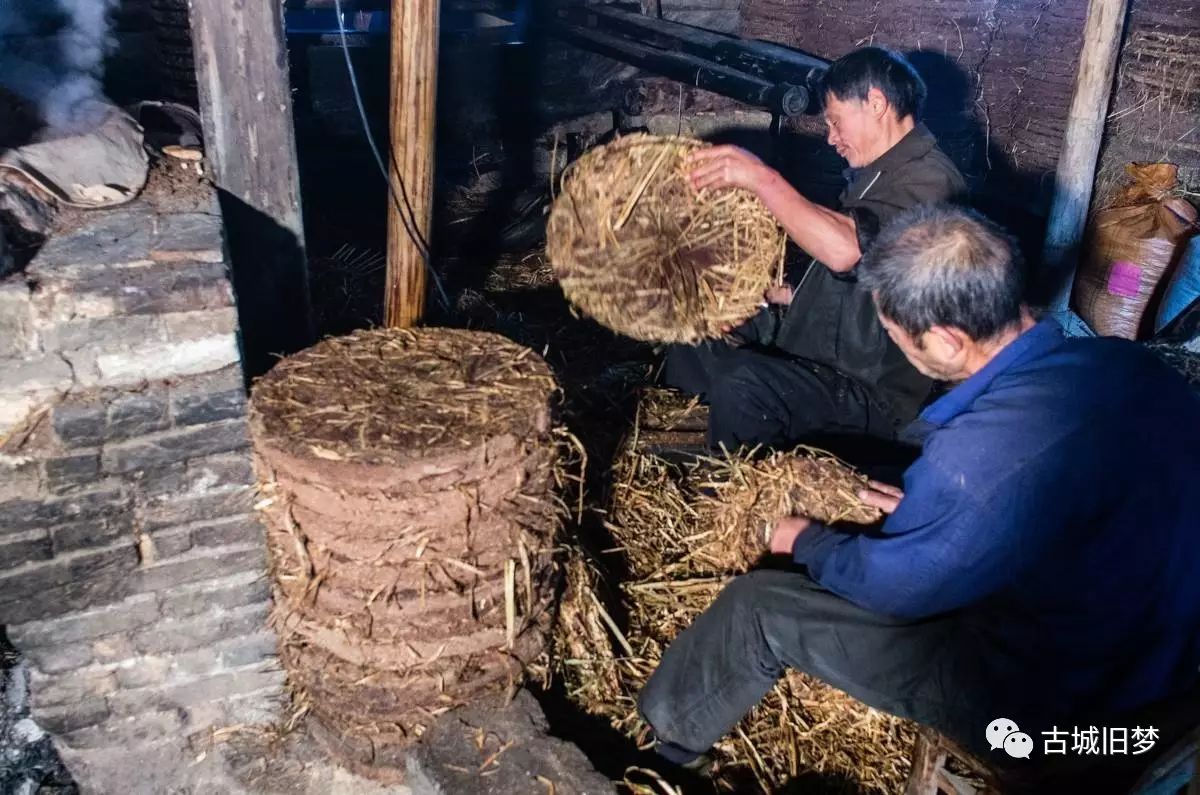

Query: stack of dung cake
left=248, top=327, right=563, bottom=781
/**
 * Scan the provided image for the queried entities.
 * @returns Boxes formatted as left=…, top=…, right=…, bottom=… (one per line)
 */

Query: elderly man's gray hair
left=859, top=205, right=1025, bottom=340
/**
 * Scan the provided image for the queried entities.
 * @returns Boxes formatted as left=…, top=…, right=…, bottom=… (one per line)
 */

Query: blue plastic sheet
left=1156, top=236, right=1200, bottom=333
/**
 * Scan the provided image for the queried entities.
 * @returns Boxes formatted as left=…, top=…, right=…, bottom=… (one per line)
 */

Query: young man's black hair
left=823, top=47, right=928, bottom=121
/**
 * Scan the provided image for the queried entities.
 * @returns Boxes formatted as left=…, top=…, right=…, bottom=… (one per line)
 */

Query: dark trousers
left=663, top=341, right=890, bottom=451
left=637, top=570, right=993, bottom=758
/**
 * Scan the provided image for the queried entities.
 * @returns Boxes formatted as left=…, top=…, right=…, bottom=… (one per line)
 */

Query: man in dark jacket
left=667, top=47, right=966, bottom=450
left=640, top=207, right=1200, bottom=786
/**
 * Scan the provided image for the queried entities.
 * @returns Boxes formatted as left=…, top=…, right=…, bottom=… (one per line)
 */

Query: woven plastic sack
left=1072, top=163, right=1197, bottom=340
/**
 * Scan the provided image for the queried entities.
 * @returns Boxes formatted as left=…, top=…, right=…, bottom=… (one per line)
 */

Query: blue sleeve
left=790, top=453, right=1052, bottom=619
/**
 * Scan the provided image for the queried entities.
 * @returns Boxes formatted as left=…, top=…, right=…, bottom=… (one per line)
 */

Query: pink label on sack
left=1107, top=261, right=1142, bottom=298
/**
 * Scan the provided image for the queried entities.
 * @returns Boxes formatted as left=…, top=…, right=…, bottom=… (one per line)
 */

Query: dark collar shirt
left=792, top=319, right=1200, bottom=727
left=777, top=123, right=967, bottom=428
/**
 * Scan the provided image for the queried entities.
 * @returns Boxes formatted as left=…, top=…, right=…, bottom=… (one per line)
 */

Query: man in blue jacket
left=638, top=206, right=1200, bottom=781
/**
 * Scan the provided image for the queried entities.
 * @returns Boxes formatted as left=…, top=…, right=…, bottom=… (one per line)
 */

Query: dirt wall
left=1098, top=0, right=1200, bottom=204
left=739, top=0, right=1091, bottom=216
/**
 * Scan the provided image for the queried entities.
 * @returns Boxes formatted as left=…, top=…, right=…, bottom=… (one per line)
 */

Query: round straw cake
left=546, top=134, right=784, bottom=344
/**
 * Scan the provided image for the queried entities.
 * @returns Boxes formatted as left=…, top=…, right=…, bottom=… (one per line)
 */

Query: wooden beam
left=385, top=0, right=439, bottom=328
left=189, top=0, right=313, bottom=375
left=1042, top=0, right=1131, bottom=310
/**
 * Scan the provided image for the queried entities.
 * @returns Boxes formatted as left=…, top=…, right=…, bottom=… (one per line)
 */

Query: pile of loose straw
left=635, top=386, right=709, bottom=433
left=546, top=134, right=785, bottom=344
left=249, top=328, right=567, bottom=780
left=610, top=444, right=882, bottom=581
left=557, top=419, right=920, bottom=793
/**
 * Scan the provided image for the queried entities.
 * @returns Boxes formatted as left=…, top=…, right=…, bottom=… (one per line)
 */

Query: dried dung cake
left=250, top=327, right=557, bottom=467
left=249, top=327, right=566, bottom=780
left=546, top=134, right=784, bottom=344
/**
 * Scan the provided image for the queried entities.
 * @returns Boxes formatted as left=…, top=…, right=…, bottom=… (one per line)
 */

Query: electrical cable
left=332, top=0, right=429, bottom=257
left=331, top=0, right=451, bottom=311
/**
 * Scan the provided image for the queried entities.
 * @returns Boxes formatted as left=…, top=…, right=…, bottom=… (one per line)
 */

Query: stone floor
left=223, top=724, right=413, bottom=795
left=224, top=690, right=613, bottom=795
left=2, top=645, right=613, bottom=795
left=405, top=690, right=615, bottom=795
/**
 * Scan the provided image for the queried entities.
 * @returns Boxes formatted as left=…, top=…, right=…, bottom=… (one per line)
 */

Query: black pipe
left=551, top=5, right=828, bottom=118
left=555, top=24, right=812, bottom=116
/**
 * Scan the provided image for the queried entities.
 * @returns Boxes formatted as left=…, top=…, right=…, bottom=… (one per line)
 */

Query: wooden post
left=385, top=0, right=439, bottom=328
left=1042, top=0, right=1131, bottom=310
left=188, top=0, right=313, bottom=376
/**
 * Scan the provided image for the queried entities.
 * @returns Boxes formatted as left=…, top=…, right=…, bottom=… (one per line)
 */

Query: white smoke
left=0, top=0, right=121, bottom=136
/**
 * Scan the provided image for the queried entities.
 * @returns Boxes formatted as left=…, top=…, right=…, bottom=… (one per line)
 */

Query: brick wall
left=0, top=193, right=283, bottom=792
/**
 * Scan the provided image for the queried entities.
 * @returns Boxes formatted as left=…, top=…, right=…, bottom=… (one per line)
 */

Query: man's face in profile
left=825, top=88, right=902, bottom=169
left=824, top=93, right=884, bottom=169
left=877, top=312, right=962, bottom=381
